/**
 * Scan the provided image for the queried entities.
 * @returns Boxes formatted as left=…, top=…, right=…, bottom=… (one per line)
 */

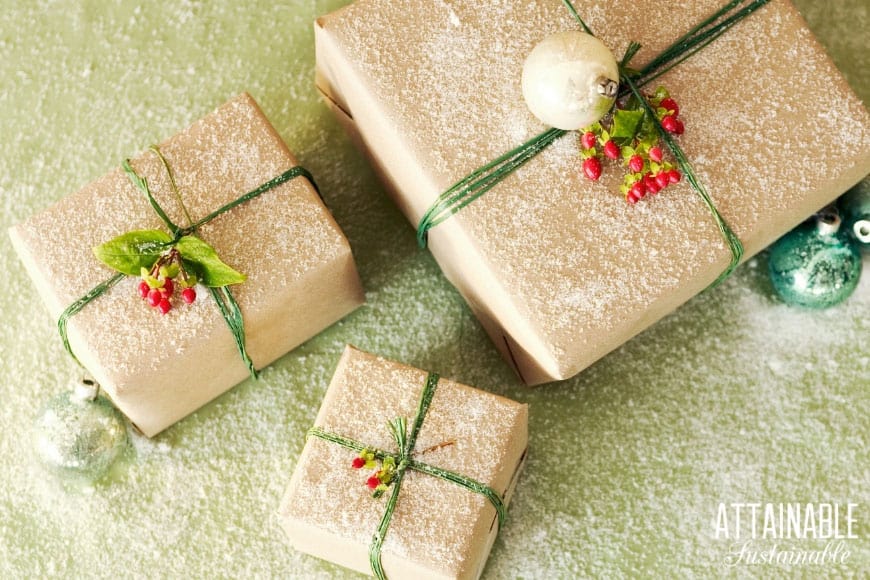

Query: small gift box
left=315, top=0, right=870, bottom=385
left=278, top=345, right=528, bottom=579
left=9, top=93, right=365, bottom=436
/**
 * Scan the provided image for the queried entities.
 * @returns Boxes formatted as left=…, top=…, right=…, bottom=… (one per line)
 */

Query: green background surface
left=0, top=1, right=867, bottom=577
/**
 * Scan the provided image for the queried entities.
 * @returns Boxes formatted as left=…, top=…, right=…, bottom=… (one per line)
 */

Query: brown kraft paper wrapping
left=314, top=0, right=870, bottom=385
left=278, top=345, right=528, bottom=580
left=9, top=93, right=365, bottom=436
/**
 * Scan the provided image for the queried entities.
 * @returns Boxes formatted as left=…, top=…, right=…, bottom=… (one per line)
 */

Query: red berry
left=668, top=169, right=682, bottom=184
left=181, top=287, right=197, bottom=304
left=581, top=131, right=597, bottom=150
left=660, top=98, right=680, bottom=116
left=655, top=172, right=670, bottom=189
left=147, top=288, right=162, bottom=307
left=628, top=155, right=644, bottom=174
left=138, top=281, right=150, bottom=299
left=157, top=298, right=172, bottom=315
left=627, top=191, right=640, bottom=204
left=630, top=182, right=646, bottom=200
left=582, top=157, right=602, bottom=181
left=673, top=119, right=685, bottom=135
left=603, top=140, right=620, bottom=160
left=366, top=476, right=380, bottom=490
left=644, top=174, right=661, bottom=195
left=352, top=457, right=366, bottom=469
left=162, top=278, right=174, bottom=295
left=661, top=115, right=679, bottom=133
left=648, top=146, right=663, bottom=163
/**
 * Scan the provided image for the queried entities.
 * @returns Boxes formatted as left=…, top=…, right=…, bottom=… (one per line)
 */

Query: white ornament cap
left=816, top=206, right=842, bottom=236
left=854, top=219, right=870, bottom=243
left=522, top=31, right=619, bottom=131
left=73, top=379, right=100, bottom=402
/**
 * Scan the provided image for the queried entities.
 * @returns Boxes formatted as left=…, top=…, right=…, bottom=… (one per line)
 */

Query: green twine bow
left=58, top=147, right=318, bottom=379
left=418, top=0, right=770, bottom=285
left=307, top=373, right=508, bottom=580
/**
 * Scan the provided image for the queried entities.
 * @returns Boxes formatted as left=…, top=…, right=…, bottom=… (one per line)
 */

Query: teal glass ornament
left=839, top=178, right=870, bottom=248
left=768, top=209, right=862, bottom=309
left=33, top=382, right=128, bottom=481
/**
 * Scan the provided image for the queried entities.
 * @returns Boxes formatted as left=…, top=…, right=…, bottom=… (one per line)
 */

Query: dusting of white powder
left=0, top=0, right=867, bottom=578
left=280, top=349, right=526, bottom=576
left=331, top=0, right=870, bottom=377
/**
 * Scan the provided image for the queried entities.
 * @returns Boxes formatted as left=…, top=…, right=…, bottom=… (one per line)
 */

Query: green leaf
left=176, top=235, right=246, bottom=287
left=581, top=121, right=602, bottom=134
left=611, top=109, right=645, bottom=141
left=166, top=263, right=180, bottom=278
left=92, top=230, right=172, bottom=276
left=639, top=114, right=659, bottom=143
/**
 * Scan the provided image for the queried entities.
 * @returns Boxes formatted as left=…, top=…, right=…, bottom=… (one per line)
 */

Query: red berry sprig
left=138, top=248, right=198, bottom=315
left=352, top=449, right=396, bottom=498
left=578, top=86, right=685, bottom=204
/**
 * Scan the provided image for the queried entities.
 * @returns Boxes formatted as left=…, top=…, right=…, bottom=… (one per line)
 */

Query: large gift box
left=9, top=94, right=365, bottom=436
left=278, top=345, right=528, bottom=579
left=315, top=0, right=870, bottom=385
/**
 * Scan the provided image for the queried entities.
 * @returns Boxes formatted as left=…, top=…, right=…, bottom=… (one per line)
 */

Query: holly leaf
left=611, top=109, right=645, bottom=141
left=176, top=235, right=246, bottom=287
left=93, top=230, right=172, bottom=275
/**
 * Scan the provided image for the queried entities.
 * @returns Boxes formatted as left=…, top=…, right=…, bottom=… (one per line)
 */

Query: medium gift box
left=314, top=0, right=870, bottom=385
left=278, top=345, right=528, bottom=579
left=9, top=93, right=365, bottom=436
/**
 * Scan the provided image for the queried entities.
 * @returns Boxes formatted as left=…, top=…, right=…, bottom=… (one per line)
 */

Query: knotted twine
left=307, top=373, right=509, bottom=579
left=59, top=145, right=318, bottom=379
left=417, top=0, right=774, bottom=287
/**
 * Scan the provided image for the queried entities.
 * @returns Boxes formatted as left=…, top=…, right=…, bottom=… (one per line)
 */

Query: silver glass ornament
left=33, top=381, right=128, bottom=481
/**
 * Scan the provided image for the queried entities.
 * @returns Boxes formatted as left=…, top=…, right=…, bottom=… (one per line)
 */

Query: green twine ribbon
left=307, top=373, right=507, bottom=580
left=58, top=149, right=318, bottom=379
left=417, top=0, right=769, bottom=284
